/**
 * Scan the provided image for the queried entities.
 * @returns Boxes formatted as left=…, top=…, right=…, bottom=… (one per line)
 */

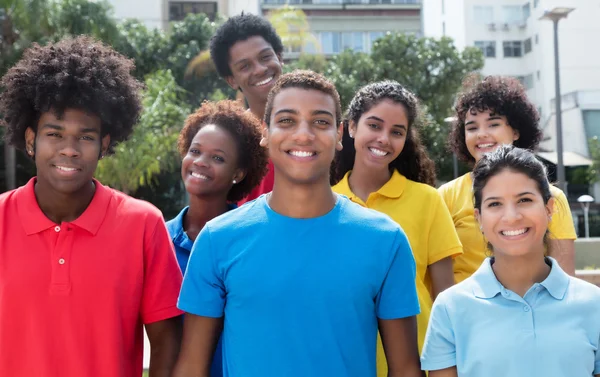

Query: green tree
left=587, top=136, right=600, bottom=183
left=322, top=33, right=484, bottom=181
left=95, top=70, right=189, bottom=194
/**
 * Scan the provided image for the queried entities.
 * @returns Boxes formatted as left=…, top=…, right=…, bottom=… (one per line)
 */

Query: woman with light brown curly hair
left=439, top=75, right=576, bottom=282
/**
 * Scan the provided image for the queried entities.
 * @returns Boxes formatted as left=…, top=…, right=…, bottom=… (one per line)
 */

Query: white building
left=106, top=0, right=257, bottom=29
left=424, top=0, right=600, bottom=204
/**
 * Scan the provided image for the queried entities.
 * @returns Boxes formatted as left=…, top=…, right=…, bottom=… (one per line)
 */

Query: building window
left=524, top=38, right=532, bottom=53
left=502, top=5, right=523, bottom=24
left=442, top=21, right=446, bottom=36
left=169, top=1, right=217, bottom=21
left=522, top=3, right=531, bottom=20
left=537, top=70, right=540, bottom=80
left=474, top=41, right=496, bottom=58
left=368, top=31, right=385, bottom=52
left=534, top=0, right=539, bottom=8
left=473, top=6, right=494, bottom=24
left=515, top=74, right=533, bottom=89
left=535, top=34, right=539, bottom=44
left=341, top=32, right=365, bottom=53
left=503, top=41, right=523, bottom=57
left=442, top=0, right=445, bottom=15
left=321, top=32, right=340, bottom=54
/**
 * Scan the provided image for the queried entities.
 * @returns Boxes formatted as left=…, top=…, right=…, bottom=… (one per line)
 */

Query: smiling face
left=465, top=109, right=520, bottom=162
left=181, top=124, right=245, bottom=199
left=25, top=108, right=109, bottom=196
left=263, top=87, right=342, bottom=186
left=226, top=36, right=283, bottom=106
left=349, top=99, right=408, bottom=172
left=475, top=169, right=554, bottom=258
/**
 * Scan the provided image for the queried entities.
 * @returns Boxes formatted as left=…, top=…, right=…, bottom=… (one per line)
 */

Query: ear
left=259, top=123, right=269, bottom=148
left=474, top=208, right=483, bottom=232
left=336, top=121, right=344, bottom=151
left=101, top=134, right=111, bottom=158
left=513, top=128, right=520, bottom=142
left=233, top=168, right=247, bottom=184
left=225, top=75, right=239, bottom=91
left=546, top=197, right=555, bottom=220
left=348, top=120, right=357, bottom=139
left=25, top=127, right=36, bottom=157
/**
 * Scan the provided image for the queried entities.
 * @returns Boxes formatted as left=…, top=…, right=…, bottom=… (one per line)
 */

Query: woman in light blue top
left=421, top=145, right=600, bottom=377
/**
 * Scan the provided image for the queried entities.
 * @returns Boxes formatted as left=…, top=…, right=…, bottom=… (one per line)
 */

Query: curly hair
left=177, top=100, right=268, bottom=202
left=331, top=81, right=436, bottom=187
left=449, top=74, right=542, bottom=164
left=210, top=13, right=284, bottom=78
left=264, top=69, right=342, bottom=127
left=0, top=36, right=143, bottom=154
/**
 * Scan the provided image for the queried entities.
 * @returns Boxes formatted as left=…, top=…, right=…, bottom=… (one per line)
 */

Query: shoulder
left=104, top=186, right=165, bottom=225
left=338, top=195, right=401, bottom=233
left=165, top=207, right=187, bottom=237
left=0, top=187, right=18, bottom=208
left=204, top=197, right=268, bottom=234
left=435, top=275, right=480, bottom=311
left=566, top=275, right=600, bottom=302
left=405, top=179, right=445, bottom=202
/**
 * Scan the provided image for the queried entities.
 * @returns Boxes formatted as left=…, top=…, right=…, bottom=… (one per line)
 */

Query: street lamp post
left=578, top=195, right=594, bottom=238
left=540, top=7, right=575, bottom=193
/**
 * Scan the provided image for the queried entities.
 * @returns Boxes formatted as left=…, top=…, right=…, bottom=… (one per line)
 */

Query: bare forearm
left=147, top=317, right=183, bottom=377
left=429, top=257, right=455, bottom=301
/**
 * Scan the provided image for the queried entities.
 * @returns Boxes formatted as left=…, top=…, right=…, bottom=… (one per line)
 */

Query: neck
left=491, top=250, right=551, bottom=297
left=34, top=179, right=96, bottom=224
left=246, top=96, right=266, bottom=121
left=268, top=176, right=337, bottom=218
left=348, top=161, right=391, bottom=203
left=184, top=195, right=231, bottom=241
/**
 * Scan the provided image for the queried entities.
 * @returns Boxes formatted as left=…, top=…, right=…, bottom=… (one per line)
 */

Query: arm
left=548, top=239, right=575, bottom=276
left=429, top=257, right=455, bottom=301
left=171, top=314, right=223, bottom=377
left=379, top=317, right=424, bottom=377
left=146, top=317, right=182, bottom=377
left=430, top=367, right=458, bottom=377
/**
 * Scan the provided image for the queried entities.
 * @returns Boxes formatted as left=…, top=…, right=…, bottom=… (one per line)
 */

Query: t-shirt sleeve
left=141, top=216, right=184, bottom=324
left=420, top=294, right=457, bottom=371
left=428, top=193, right=463, bottom=265
left=177, top=225, right=226, bottom=318
left=595, top=329, right=600, bottom=375
left=549, top=188, right=577, bottom=239
left=376, top=229, right=420, bottom=319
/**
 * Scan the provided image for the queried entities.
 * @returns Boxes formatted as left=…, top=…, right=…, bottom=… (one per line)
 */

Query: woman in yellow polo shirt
left=439, top=75, right=577, bottom=283
left=332, top=81, right=462, bottom=375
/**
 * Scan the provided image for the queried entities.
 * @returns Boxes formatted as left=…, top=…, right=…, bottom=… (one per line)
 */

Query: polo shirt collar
left=339, top=169, right=406, bottom=200
left=17, top=177, right=112, bottom=236
left=472, top=258, right=503, bottom=299
left=171, top=206, right=194, bottom=252
left=539, top=257, right=570, bottom=300
left=472, top=257, right=570, bottom=300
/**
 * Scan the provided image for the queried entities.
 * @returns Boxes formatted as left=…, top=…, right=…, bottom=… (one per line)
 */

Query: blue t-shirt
left=178, top=194, right=420, bottom=377
left=421, top=257, right=600, bottom=377
left=167, top=204, right=236, bottom=377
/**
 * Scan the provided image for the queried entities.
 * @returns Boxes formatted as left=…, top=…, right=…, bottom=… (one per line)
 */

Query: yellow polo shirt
left=439, top=172, right=577, bottom=283
left=333, top=170, right=462, bottom=376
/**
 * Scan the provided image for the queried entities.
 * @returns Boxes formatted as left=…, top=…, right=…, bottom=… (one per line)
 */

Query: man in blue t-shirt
left=172, top=70, right=423, bottom=377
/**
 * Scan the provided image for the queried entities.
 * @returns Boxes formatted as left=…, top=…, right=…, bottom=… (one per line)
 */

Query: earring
left=27, top=149, right=33, bottom=155
left=232, top=179, right=237, bottom=184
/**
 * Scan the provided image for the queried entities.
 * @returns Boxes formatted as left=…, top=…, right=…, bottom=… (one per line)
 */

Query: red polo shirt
left=238, top=159, right=275, bottom=205
left=0, top=178, right=183, bottom=377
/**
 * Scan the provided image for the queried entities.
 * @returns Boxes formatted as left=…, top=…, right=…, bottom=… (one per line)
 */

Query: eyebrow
left=40, top=124, right=99, bottom=134
left=365, top=115, right=407, bottom=130
left=274, top=109, right=334, bottom=118
left=190, top=142, right=227, bottom=155
left=465, top=115, right=502, bottom=126
left=232, top=48, right=272, bottom=66
left=483, top=192, right=535, bottom=202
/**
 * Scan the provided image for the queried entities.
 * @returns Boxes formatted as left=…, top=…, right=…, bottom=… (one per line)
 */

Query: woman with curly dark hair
left=0, top=36, right=183, bottom=377
left=440, top=75, right=577, bottom=283
left=332, top=81, right=462, bottom=373
left=166, top=99, right=267, bottom=377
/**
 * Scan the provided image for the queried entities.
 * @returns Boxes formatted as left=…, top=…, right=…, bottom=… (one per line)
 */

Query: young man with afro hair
left=210, top=12, right=284, bottom=204
left=0, top=36, right=184, bottom=377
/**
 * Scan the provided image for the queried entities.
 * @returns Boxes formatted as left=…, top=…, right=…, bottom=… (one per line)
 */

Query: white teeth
left=478, top=143, right=495, bottom=148
left=289, top=150, right=315, bottom=158
left=254, top=76, right=273, bottom=86
left=191, top=172, right=209, bottom=180
left=501, top=228, right=527, bottom=236
left=56, top=166, right=77, bottom=171
left=369, top=147, right=389, bottom=157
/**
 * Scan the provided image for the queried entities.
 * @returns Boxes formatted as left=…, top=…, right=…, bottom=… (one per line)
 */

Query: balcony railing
left=263, top=0, right=420, bottom=5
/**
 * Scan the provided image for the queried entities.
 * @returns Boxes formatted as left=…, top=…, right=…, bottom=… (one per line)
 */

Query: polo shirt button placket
left=50, top=223, right=72, bottom=295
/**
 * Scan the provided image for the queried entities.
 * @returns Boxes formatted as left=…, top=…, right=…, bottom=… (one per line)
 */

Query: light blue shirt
left=178, top=194, right=420, bottom=377
left=421, top=257, right=600, bottom=377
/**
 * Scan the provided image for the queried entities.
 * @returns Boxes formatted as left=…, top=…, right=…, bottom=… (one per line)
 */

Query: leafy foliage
left=95, top=70, right=189, bottom=194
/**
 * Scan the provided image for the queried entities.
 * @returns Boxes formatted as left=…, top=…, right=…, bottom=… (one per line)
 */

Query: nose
left=502, top=203, right=523, bottom=223
left=193, top=153, right=211, bottom=168
left=476, top=128, right=489, bottom=139
left=292, top=121, right=315, bottom=144
left=254, top=61, right=268, bottom=77
left=59, top=137, right=81, bottom=158
left=376, top=132, right=390, bottom=146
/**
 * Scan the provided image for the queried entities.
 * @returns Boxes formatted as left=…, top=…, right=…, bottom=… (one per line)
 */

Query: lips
left=476, top=142, right=496, bottom=149
left=287, top=150, right=317, bottom=159
left=190, top=171, right=211, bottom=180
left=500, top=228, right=529, bottom=237
left=368, top=147, right=390, bottom=157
